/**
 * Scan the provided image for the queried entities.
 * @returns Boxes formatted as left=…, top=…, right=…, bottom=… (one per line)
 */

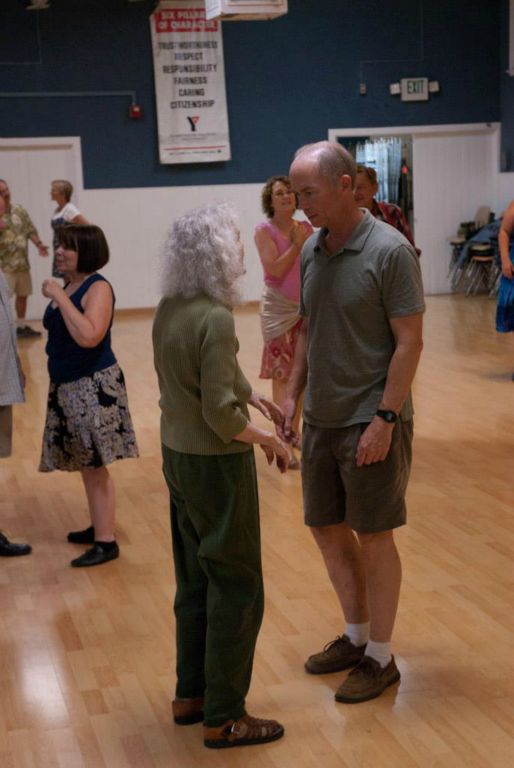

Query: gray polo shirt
left=299, top=209, right=425, bottom=428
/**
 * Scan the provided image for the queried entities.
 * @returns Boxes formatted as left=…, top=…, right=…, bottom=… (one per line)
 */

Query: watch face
left=377, top=409, right=397, bottom=423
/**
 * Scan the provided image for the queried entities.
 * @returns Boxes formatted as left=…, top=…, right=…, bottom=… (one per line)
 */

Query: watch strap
left=376, top=409, right=397, bottom=423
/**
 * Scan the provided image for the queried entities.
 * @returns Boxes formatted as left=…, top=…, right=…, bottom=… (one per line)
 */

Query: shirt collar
left=313, top=208, right=376, bottom=256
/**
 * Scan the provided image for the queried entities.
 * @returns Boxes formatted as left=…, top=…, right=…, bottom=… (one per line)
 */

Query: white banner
left=150, top=1, right=231, bottom=164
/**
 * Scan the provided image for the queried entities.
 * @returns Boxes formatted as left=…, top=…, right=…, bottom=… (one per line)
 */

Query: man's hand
left=356, top=417, right=394, bottom=467
left=37, top=243, right=49, bottom=257
left=278, top=395, right=300, bottom=446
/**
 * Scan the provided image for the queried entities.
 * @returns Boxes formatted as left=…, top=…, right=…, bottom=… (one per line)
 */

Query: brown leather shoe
left=335, top=655, right=400, bottom=703
left=204, top=714, right=284, bottom=749
left=172, top=696, right=204, bottom=725
left=305, top=634, right=366, bottom=675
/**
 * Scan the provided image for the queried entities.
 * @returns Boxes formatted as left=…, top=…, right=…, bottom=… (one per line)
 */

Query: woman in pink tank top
left=255, top=176, right=313, bottom=468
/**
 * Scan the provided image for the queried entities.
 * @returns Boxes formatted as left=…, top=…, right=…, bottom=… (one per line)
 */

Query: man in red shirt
left=354, top=165, right=421, bottom=256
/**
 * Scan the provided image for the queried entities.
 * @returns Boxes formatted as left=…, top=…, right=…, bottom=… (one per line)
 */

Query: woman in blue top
left=40, top=225, right=138, bottom=567
left=496, top=200, right=514, bottom=379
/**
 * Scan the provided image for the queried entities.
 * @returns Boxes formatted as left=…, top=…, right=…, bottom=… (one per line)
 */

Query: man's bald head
left=292, top=141, right=357, bottom=187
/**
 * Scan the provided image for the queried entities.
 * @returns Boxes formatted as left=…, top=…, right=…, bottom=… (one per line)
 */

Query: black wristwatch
left=376, top=409, right=397, bottom=424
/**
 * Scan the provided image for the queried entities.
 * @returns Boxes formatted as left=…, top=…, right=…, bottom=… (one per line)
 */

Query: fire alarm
left=129, top=104, right=143, bottom=120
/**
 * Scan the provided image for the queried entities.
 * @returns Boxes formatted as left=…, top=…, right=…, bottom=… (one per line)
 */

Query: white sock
left=344, top=622, right=370, bottom=647
left=365, top=640, right=392, bottom=668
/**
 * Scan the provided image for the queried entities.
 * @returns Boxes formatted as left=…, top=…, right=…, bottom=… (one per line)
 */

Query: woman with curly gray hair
left=153, top=202, right=288, bottom=750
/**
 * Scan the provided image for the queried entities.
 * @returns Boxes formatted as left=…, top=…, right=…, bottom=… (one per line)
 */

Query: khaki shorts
left=1, top=270, right=33, bottom=298
left=301, top=420, right=413, bottom=534
left=0, top=405, right=13, bottom=458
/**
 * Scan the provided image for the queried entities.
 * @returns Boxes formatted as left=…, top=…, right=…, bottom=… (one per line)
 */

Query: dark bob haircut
left=57, top=224, right=109, bottom=273
left=261, top=175, right=298, bottom=218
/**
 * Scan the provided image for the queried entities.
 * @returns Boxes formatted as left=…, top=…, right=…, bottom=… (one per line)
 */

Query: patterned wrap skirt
left=259, top=317, right=303, bottom=382
left=39, top=363, right=139, bottom=472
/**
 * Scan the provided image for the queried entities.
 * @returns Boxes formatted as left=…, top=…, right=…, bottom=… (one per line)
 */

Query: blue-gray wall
left=500, top=0, right=514, bottom=170
left=0, top=0, right=504, bottom=187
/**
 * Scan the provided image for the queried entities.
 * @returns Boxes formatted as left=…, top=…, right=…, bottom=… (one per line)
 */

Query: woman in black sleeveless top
left=39, top=225, right=138, bottom=567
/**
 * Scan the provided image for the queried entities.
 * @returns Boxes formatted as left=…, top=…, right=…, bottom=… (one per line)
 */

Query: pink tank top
left=255, top=220, right=313, bottom=302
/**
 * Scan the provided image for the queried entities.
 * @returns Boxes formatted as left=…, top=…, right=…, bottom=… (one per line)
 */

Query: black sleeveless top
left=43, top=273, right=116, bottom=384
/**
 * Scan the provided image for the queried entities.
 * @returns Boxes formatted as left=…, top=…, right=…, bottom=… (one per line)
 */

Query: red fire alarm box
left=129, top=104, right=143, bottom=120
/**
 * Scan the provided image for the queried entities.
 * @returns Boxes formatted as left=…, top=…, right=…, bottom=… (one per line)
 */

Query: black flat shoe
left=67, top=526, right=95, bottom=544
left=0, top=532, right=32, bottom=557
left=71, top=542, right=119, bottom=568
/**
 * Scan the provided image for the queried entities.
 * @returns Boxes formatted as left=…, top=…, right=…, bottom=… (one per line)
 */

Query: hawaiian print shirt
left=0, top=204, right=36, bottom=273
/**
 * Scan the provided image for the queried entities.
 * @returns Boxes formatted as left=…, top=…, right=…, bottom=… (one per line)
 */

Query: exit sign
left=400, top=77, right=429, bottom=101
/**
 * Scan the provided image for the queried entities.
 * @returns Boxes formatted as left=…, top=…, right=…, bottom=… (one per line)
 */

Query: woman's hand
left=501, top=259, right=514, bottom=279
left=42, top=278, right=65, bottom=301
left=291, top=222, right=310, bottom=249
left=259, top=434, right=289, bottom=473
left=249, top=391, right=284, bottom=429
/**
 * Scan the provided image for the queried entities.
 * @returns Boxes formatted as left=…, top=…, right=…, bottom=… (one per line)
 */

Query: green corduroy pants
left=161, top=445, right=264, bottom=727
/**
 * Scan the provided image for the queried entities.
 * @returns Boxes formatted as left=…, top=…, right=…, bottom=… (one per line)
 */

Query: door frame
left=328, top=122, right=500, bottom=143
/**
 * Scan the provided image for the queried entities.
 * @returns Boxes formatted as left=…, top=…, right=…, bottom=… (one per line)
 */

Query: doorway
left=338, top=134, right=414, bottom=230
left=329, top=123, right=499, bottom=294
left=0, top=137, right=83, bottom=319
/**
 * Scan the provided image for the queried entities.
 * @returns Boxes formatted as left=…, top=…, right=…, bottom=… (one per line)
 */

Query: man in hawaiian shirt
left=0, top=179, right=49, bottom=338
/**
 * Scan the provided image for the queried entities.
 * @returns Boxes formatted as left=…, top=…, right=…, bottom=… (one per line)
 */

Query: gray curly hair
left=160, top=202, right=244, bottom=306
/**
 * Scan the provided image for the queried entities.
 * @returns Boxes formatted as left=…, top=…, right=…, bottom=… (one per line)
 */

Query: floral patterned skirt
left=39, top=363, right=139, bottom=472
left=259, top=318, right=303, bottom=382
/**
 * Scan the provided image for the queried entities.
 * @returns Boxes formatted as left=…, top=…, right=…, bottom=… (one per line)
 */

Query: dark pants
left=161, top=445, right=264, bottom=727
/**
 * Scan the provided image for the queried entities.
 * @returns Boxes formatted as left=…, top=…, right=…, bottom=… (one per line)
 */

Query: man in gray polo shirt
left=285, top=141, right=424, bottom=703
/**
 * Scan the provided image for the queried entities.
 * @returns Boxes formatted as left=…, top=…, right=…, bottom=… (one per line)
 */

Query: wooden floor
left=1, top=295, right=513, bottom=768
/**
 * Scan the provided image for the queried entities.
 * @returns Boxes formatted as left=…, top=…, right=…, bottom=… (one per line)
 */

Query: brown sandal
left=204, top=713, right=284, bottom=749
left=172, top=696, right=204, bottom=725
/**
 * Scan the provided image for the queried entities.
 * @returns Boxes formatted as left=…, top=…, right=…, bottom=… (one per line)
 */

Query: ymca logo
left=187, top=116, right=200, bottom=132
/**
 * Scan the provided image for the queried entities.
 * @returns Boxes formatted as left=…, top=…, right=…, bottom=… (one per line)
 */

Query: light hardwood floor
left=1, top=296, right=513, bottom=767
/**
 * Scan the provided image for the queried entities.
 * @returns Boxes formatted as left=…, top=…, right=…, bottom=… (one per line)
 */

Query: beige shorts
left=301, top=420, right=413, bottom=534
left=1, top=270, right=33, bottom=298
left=0, top=405, right=13, bottom=458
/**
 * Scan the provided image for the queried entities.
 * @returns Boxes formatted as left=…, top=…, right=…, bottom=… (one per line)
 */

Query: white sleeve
left=63, top=203, right=80, bottom=222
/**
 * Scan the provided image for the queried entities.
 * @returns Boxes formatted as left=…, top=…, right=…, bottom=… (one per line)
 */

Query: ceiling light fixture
left=27, top=0, right=50, bottom=10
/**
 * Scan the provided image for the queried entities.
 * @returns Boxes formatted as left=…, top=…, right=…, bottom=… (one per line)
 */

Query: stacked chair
left=448, top=207, right=501, bottom=295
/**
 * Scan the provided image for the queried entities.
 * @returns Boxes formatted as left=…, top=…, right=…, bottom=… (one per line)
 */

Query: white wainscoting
left=81, top=183, right=269, bottom=311
left=2, top=131, right=513, bottom=319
